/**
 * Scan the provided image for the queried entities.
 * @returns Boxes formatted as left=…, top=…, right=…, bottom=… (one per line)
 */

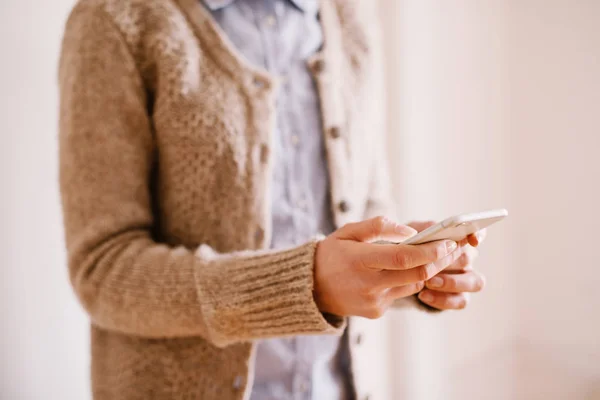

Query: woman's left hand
left=407, top=221, right=487, bottom=310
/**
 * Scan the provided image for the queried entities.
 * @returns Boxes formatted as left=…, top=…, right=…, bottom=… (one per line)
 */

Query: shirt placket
left=252, top=2, right=310, bottom=400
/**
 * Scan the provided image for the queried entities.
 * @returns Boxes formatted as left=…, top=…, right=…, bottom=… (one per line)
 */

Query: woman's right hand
left=313, top=216, right=462, bottom=318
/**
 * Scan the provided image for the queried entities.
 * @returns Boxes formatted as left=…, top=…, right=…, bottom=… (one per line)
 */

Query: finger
left=376, top=247, right=463, bottom=286
left=407, top=220, right=436, bottom=232
left=386, top=282, right=425, bottom=301
left=444, top=247, right=478, bottom=272
left=418, top=290, right=470, bottom=310
left=425, top=270, right=486, bottom=293
left=335, top=216, right=417, bottom=243
left=361, top=239, right=458, bottom=271
left=467, top=228, right=487, bottom=247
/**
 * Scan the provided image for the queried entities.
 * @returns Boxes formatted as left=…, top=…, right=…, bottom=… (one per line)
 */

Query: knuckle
left=394, top=250, right=412, bottom=268
left=444, top=275, right=457, bottom=291
left=356, top=251, right=380, bottom=272
left=405, top=283, right=423, bottom=297
left=457, top=295, right=469, bottom=309
left=371, top=216, right=388, bottom=235
left=366, top=305, right=385, bottom=319
left=418, top=264, right=432, bottom=281
left=436, top=297, right=449, bottom=310
left=407, top=282, right=425, bottom=297
left=433, top=298, right=446, bottom=310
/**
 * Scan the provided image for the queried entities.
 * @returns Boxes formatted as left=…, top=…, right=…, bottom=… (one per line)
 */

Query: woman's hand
left=408, top=221, right=487, bottom=310
left=314, top=217, right=462, bottom=319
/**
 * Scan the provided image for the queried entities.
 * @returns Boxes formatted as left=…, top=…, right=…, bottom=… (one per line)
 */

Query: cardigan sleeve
left=58, top=3, right=344, bottom=347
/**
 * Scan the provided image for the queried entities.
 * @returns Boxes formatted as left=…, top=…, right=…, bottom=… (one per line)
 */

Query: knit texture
left=58, top=0, right=395, bottom=398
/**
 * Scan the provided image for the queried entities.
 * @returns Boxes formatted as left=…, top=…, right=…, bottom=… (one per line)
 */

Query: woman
left=58, top=0, right=486, bottom=399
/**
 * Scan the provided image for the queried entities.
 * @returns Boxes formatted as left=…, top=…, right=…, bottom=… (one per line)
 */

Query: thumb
left=334, top=216, right=417, bottom=243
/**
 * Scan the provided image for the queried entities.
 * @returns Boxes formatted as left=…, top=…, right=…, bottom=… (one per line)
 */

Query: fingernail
left=425, top=263, right=438, bottom=277
left=395, top=224, right=417, bottom=237
left=446, top=241, right=457, bottom=253
left=428, top=276, right=444, bottom=288
left=419, top=291, right=434, bottom=303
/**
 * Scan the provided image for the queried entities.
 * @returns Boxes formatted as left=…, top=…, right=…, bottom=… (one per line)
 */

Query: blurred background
left=1, top=0, right=598, bottom=399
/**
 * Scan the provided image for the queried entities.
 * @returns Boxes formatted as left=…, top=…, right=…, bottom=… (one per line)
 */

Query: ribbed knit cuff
left=194, top=240, right=346, bottom=347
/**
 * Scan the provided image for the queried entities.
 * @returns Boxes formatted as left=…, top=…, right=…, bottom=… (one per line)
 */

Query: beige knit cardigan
left=59, top=0, right=400, bottom=398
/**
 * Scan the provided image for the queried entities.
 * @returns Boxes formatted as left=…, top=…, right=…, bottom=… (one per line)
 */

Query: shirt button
left=312, top=59, right=326, bottom=74
left=252, top=77, right=267, bottom=90
left=329, top=126, right=341, bottom=139
left=290, top=134, right=300, bottom=147
left=355, top=333, right=363, bottom=346
left=232, top=375, right=244, bottom=390
left=254, top=227, right=264, bottom=244
left=338, top=200, right=350, bottom=213
left=264, top=15, right=276, bottom=27
left=299, top=380, right=309, bottom=392
left=260, top=144, right=269, bottom=163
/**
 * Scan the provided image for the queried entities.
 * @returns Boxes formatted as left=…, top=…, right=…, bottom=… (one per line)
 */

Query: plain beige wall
left=381, top=1, right=600, bottom=399
left=509, top=1, right=600, bottom=399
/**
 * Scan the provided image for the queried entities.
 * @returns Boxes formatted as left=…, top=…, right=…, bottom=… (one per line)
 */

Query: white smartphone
left=400, top=209, right=508, bottom=245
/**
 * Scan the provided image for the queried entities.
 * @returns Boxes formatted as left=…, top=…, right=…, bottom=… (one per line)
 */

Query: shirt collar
left=202, top=0, right=312, bottom=13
